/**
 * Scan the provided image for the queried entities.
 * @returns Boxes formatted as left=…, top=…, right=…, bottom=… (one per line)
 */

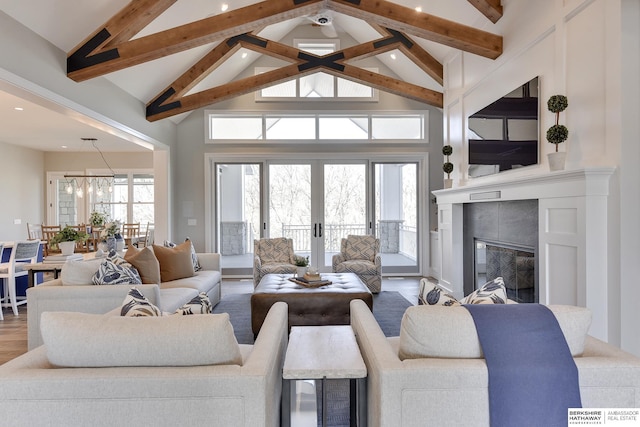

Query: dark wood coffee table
left=250, top=273, right=373, bottom=337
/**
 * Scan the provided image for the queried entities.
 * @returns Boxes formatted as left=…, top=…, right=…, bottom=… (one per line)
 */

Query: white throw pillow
left=60, top=259, right=103, bottom=286
left=41, top=311, right=243, bottom=368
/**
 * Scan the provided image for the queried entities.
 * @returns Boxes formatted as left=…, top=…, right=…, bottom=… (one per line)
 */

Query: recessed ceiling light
left=390, top=53, right=397, bottom=60
left=241, top=52, right=248, bottom=59
left=14, top=107, right=24, bottom=111
left=61, top=145, right=68, bottom=149
left=415, top=6, right=423, bottom=12
left=221, top=3, right=229, bottom=12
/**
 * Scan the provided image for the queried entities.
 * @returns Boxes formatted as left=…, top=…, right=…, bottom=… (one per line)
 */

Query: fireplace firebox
left=475, top=240, right=536, bottom=303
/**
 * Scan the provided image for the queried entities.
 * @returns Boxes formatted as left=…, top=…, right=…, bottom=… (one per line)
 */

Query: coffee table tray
left=288, top=277, right=332, bottom=288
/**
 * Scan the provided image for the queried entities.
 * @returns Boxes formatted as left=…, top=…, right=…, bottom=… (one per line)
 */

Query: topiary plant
left=546, top=95, right=568, bottom=152
left=442, top=145, right=453, bottom=179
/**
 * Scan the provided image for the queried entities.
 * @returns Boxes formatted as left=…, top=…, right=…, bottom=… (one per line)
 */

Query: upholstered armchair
left=332, top=234, right=381, bottom=293
left=253, top=237, right=297, bottom=286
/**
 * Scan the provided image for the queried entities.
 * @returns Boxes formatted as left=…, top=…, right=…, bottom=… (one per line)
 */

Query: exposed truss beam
left=67, top=0, right=324, bottom=81
left=327, top=0, right=502, bottom=59
left=146, top=31, right=443, bottom=121
left=467, top=0, right=503, bottom=24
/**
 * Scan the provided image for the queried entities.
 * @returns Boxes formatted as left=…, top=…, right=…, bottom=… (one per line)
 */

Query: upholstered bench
left=251, top=272, right=373, bottom=337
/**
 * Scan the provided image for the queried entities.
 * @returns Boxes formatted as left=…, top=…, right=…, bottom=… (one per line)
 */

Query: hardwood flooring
left=0, top=277, right=423, bottom=366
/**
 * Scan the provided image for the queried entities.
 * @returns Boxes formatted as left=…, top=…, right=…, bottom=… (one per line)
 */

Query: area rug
left=212, top=291, right=413, bottom=427
left=212, top=290, right=414, bottom=345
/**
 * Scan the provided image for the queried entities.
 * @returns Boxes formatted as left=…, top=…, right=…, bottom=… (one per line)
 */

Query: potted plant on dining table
left=100, top=220, right=123, bottom=253
left=49, top=226, right=89, bottom=256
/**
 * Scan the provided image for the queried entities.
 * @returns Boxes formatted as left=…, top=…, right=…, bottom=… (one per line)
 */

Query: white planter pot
left=296, top=267, right=307, bottom=277
left=58, top=241, right=76, bottom=256
left=548, top=152, right=566, bottom=171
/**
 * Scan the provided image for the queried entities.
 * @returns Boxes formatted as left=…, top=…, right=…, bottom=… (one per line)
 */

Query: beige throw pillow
left=152, top=241, right=195, bottom=282
left=125, top=246, right=161, bottom=284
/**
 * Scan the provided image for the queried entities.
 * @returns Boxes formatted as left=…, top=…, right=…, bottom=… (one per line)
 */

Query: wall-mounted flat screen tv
left=468, top=77, right=539, bottom=178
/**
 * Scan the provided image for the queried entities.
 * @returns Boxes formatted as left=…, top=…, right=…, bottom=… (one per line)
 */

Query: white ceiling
left=0, top=0, right=495, bottom=152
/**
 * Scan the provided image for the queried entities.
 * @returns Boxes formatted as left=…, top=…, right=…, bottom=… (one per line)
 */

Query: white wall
left=442, top=0, right=640, bottom=355
left=0, top=141, right=44, bottom=240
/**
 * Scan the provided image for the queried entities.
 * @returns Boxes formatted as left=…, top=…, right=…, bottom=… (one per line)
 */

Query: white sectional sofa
left=350, top=299, right=640, bottom=427
left=27, top=252, right=222, bottom=349
left=0, top=301, right=288, bottom=427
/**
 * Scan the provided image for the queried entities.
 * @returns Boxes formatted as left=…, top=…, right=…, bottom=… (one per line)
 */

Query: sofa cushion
left=174, top=292, right=212, bottom=315
left=41, top=311, right=243, bottom=367
left=344, top=235, right=376, bottom=262
left=92, top=259, right=142, bottom=285
left=160, top=270, right=221, bottom=293
left=159, top=287, right=200, bottom=313
left=125, top=246, right=161, bottom=284
left=418, top=279, right=460, bottom=306
left=461, top=277, right=508, bottom=304
left=398, top=304, right=592, bottom=360
left=152, top=241, right=195, bottom=282
left=60, top=259, right=103, bottom=286
left=121, top=287, right=162, bottom=317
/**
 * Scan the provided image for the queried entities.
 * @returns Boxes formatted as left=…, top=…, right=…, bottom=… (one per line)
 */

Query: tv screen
left=468, top=77, right=539, bottom=178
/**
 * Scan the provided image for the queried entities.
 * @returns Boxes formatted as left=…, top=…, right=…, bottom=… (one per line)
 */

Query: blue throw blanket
left=464, top=304, right=581, bottom=427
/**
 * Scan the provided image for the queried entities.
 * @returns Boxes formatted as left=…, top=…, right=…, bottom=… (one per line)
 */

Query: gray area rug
left=212, top=291, right=414, bottom=427
left=212, top=290, right=414, bottom=345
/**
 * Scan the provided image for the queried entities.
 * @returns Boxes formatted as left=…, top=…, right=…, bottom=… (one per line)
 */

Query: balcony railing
left=282, top=224, right=367, bottom=252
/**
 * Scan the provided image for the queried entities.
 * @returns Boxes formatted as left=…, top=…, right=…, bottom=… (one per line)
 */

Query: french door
left=213, top=156, right=422, bottom=277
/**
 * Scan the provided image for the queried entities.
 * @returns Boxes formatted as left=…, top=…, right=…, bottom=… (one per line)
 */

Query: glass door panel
left=321, top=163, right=367, bottom=269
left=374, top=163, right=419, bottom=274
left=217, top=164, right=261, bottom=275
left=268, top=163, right=311, bottom=260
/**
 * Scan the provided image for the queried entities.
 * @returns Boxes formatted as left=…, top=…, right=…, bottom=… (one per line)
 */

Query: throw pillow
left=418, top=278, right=460, bottom=306
left=60, top=258, right=103, bottom=285
left=174, top=292, right=212, bottom=315
left=185, top=237, right=201, bottom=272
left=120, top=287, right=162, bottom=317
left=41, top=311, right=243, bottom=367
left=92, top=259, right=142, bottom=285
left=152, top=241, right=195, bottom=282
left=461, top=277, right=508, bottom=304
left=125, top=246, right=161, bottom=284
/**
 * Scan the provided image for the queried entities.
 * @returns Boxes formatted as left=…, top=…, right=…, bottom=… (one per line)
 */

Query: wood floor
left=0, top=277, right=422, bottom=366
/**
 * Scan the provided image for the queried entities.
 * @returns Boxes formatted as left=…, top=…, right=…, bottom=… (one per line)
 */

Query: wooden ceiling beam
left=327, top=0, right=502, bottom=59
left=146, top=31, right=444, bottom=121
left=372, top=26, right=443, bottom=86
left=68, top=0, right=324, bottom=82
left=467, top=0, right=503, bottom=24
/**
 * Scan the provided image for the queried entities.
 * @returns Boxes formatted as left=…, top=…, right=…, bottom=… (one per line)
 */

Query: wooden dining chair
left=41, top=225, right=61, bottom=255
left=122, top=223, right=141, bottom=248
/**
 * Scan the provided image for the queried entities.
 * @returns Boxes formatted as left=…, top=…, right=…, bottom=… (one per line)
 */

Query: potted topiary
left=89, top=211, right=107, bottom=228
left=546, top=94, right=568, bottom=171
left=442, top=145, right=454, bottom=188
left=49, top=226, right=89, bottom=256
left=294, top=255, right=309, bottom=278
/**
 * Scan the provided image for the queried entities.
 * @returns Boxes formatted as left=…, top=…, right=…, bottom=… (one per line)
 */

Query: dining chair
left=0, top=242, right=4, bottom=320
left=122, top=223, right=141, bottom=248
left=0, top=240, right=41, bottom=317
left=41, top=225, right=61, bottom=255
left=27, top=223, right=44, bottom=255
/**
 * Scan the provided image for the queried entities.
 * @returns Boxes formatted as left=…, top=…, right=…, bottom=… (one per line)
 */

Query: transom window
left=207, top=112, right=427, bottom=142
left=256, top=39, right=377, bottom=101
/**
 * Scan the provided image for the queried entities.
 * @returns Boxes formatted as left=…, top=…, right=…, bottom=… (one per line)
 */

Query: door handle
left=313, top=223, right=317, bottom=238
left=319, top=223, right=322, bottom=238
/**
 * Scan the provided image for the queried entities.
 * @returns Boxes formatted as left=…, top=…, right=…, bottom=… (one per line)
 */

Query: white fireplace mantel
left=433, top=167, right=616, bottom=342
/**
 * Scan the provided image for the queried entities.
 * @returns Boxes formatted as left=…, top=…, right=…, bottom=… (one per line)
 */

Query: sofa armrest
left=196, top=253, right=220, bottom=271
left=332, top=253, right=347, bottom=270
left=27, top=283, right=161, bottom=350
left=241, top=301, right=288, bottom=427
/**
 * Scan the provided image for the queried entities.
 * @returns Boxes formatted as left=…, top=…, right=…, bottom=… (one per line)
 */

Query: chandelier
left=63, top=138, right=115, bottom=199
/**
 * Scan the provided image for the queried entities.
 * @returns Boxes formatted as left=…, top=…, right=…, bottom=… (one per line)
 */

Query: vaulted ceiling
left=67, top=0, right=503, bottom=121
left=0, top=0, right=504, bottom=151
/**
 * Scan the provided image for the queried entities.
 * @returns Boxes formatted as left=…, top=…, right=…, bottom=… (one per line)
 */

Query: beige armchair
left=253, top=237, right=297, bottom=286
left=332, top=234, right=381, bottom=293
